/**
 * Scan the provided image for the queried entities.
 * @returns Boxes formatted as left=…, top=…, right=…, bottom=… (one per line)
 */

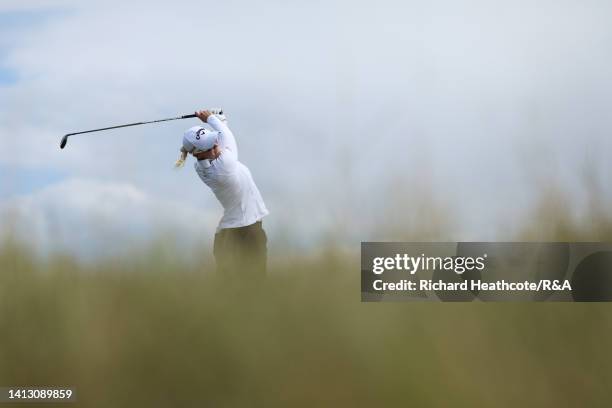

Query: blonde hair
left=175, top=146, right=189, bottom=168
left=174, top=146, right=205, bottom=168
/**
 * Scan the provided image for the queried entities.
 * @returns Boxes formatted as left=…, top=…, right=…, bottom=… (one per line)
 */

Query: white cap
left=183, top=126, right=220, bottom=152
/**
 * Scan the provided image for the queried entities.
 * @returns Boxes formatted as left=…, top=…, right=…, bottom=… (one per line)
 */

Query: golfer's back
left=194, top=115, right=268, bottom=231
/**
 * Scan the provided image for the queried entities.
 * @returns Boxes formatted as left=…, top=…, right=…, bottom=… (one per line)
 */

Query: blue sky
left=0, top=164, right=65, bottom=199
left=0, top=66, right=17, bottom=85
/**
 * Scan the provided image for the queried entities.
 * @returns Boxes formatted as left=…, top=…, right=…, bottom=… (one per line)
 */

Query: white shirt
left=194, top=115, right=269, bottom=231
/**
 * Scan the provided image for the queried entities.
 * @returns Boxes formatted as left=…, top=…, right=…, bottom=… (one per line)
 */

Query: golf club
left=59, top=110, right=223, bottom=149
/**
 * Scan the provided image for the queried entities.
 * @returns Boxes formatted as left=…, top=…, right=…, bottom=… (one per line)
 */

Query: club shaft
left=66, top=114, right=196, bottom=137
left=60, top=110, right=222, bottom=149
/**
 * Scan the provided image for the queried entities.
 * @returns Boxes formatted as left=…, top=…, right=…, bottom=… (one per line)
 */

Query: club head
left=60, top=134, right=69, bottom=149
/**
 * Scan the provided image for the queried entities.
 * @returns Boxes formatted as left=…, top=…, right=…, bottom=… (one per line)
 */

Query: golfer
left=180, top=110, right=269, bottom=278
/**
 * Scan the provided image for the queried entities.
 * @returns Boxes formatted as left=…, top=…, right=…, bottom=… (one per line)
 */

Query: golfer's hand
left=196, top=110, right=213, bottom=123
left=193, top=150, right=207, bottom=160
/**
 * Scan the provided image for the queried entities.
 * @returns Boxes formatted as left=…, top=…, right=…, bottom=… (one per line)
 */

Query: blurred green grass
left=1, top=179, right=612, bottom=407
left=1, top=238, right=611, bottom=407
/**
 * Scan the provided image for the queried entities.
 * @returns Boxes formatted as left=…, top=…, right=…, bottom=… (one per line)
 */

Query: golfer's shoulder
left=208, top=151, right=237, bottom=173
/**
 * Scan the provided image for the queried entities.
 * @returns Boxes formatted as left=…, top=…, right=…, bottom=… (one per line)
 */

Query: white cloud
left=0, top=178, right=217, bottom=260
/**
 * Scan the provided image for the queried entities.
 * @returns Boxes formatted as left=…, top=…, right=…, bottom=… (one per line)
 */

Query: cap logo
left=196, top=128, right=206, bottom=140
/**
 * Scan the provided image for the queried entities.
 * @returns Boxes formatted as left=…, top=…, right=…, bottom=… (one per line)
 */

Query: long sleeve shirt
left=194, top=115, right=269, bottom=231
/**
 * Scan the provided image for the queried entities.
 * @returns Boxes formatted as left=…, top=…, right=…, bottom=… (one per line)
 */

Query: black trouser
left=213, top=221, right=267, bottom=279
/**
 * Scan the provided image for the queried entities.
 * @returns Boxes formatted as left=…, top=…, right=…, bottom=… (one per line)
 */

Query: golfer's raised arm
left=208, top=115, right=237, bottom=154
